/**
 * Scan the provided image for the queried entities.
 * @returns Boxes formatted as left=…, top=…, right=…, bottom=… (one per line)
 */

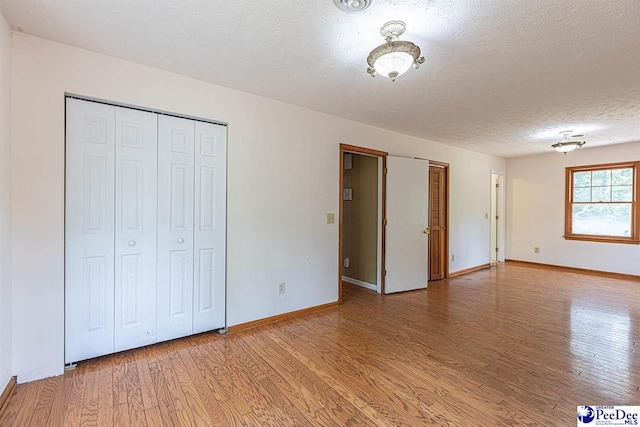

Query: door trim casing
left=339, top=144, right=388, bottom=303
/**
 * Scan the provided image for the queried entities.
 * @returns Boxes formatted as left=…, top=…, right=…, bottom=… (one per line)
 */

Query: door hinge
left=495, top=247, right=499, bottom=252
left=384, top=167, right=388, bottom=176
left=495, top=215, right=499, bottom=220
left=384, top=269, right=387, bottom=276
left=496, top=183, right=499, bottom=188
left=383, top=218, right=388, bottom=226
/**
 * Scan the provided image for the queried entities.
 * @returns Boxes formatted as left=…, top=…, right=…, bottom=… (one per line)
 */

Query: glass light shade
left=554, top=143, right=578, bottom=153
left=373, top=51, right=414, bottom=79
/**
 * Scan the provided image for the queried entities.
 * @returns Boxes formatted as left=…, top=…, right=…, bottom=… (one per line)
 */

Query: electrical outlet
left=534, top=247, right=540, bottom=254
left=451, top=254, right=455, bottom=262
left=343, top=257, right=350, bottom=268
left=278, top=282, right=286, bottom=294
left=327, top=213, right=336, bottom=224
left=484, top=213, right=489, bottom=219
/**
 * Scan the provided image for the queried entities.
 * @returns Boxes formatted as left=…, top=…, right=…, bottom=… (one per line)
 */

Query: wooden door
left=385, top=156, right=429, bottom=293
left=429, top=164, right=447, bottom=280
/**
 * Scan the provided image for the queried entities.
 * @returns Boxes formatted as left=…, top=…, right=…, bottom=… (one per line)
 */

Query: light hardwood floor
left=2, top=262, right=639, bottom=426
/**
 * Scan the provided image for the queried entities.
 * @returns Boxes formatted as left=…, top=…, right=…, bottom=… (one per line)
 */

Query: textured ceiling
left=2, top=0, right=640, bottom=158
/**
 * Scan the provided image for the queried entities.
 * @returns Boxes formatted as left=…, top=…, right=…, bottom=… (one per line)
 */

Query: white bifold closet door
left=157, top=115, right=195, bottom=342
left=156, top=117, right=227, bottom=342
left=193, top=121, right=227, bottom=333
left=114, top=107, right=158, bottom=352
left=66, top=98, right=227, bottom=364
left=65, top=99, right=116, bottom=363
left=66, top=99, right=158, bottom=363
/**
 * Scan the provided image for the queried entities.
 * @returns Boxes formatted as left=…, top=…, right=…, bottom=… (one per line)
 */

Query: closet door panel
left=114, top=107, right=158, bottom=352
left=157, top=115, right=195, bottom=342
left=65, top=98, right=116, bottom=363
left=193, top=122, right=227, bottom=333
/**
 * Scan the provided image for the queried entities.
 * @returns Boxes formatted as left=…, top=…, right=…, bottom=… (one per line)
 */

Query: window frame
left=565, top=161, right=640, bottom=244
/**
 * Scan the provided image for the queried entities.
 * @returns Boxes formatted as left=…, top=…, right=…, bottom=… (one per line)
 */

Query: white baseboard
left=342, top=276, right=377, bottom=291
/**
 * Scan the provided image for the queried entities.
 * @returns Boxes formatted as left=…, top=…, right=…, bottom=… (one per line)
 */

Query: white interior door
left=385, top=156, right=429, bottom=294
left=157, top=115, right=195, bottom=342
left=114, top=107, right=158, bottom=352
left=193, top=122, right=227, bottom=333
left=65, top=98, right=116, bottom=363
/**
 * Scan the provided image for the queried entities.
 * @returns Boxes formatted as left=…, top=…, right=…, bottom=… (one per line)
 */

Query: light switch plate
left=327, top=213, right=336, bottom=224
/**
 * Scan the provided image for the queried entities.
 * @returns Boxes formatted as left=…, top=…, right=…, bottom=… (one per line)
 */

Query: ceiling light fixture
left=367, top=21, right=424, bottom=82
left=333, top=0, right=374, bottom=13
left=552, top=131, right=586, bottom=154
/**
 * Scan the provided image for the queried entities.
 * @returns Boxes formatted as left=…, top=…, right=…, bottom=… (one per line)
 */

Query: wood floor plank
left=62, top=363, right=88, bottom=427
left=111, top=353, right=128, bottom=408
left=186, top=338, right=230, bottom=403
left=134, top=350, right=158, bottom=411
left=96, top=356, right=114, bottom=427
left=177, top=342, right=229, bottom=425
left=6, top=263, right=640, bottom=426
left=45, top=368, right=74, bottom=427
left=124, top=361, right=147, bottom=427
left=157, top=345, right=197, bottom=427
left=27, top=377, right=60, bottom=427
left=167, top=343, right=213, bottom=426
left=150, top=368, right=180, bottom=427
left=143, top=405, right=163, bottom=427
left=8, top=381, right=42, bottom=427
left=209, top=337, right=307, bottom=426
left=193, top=339, right=253, bottom=415
left=0, top=379, right=29, bottom=426
left=78, top=360, right=100, bottom=427
left=113, top=402, right=130, bottom=427
left=270, top=330, right=431, bottom=425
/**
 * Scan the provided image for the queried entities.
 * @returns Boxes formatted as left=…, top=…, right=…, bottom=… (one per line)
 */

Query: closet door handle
left=128, top=240, right=136, bottom=246
left=177, top=238, right=184, bottom=244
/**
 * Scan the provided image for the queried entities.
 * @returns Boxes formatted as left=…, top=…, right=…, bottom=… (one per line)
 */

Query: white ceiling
left=2, top=0, right=640, bottom=158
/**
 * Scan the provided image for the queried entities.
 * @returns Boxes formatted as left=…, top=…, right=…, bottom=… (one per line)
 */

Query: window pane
left=591, top=186, right=610, bottom=202
left=572, top=203, right=632, bottom=237
left=573, top=187, right=591, bottom=202
left=612, top=168, right=633, bottom=185
left=591, top=170, right=611, bottom=186
left=612, top=186, right=633, bottom=202
left=573, top=171, right=591, bottom=187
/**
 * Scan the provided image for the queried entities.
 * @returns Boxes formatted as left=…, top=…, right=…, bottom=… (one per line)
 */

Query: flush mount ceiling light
left=333, top=0, right=374, bottom=13
left=367, top=21, right=425, bottom=82
left=552, top=130, right=586, bottom=154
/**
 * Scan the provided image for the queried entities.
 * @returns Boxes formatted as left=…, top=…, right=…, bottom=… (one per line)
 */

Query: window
left=565, top=161, right=639, bottom=244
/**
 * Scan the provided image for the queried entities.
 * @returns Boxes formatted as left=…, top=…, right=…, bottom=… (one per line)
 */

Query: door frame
left=428, top=160, right=450, bottom=279
left=338, top=144, right=388, bottom=303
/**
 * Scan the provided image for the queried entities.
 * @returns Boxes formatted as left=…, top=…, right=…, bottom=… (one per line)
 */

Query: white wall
left=506, top=142, right=640, bottom=275
left=11, top=33, right=505, bottom=382
left=0, top=12, right=11, bottom=390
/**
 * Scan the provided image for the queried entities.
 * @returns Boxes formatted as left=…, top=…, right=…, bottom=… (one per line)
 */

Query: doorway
left=428, top=162, right=449, bottom=280
left=491, top=172, right=505, bottom=262
left=339, top=144, right=387, bottom=301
